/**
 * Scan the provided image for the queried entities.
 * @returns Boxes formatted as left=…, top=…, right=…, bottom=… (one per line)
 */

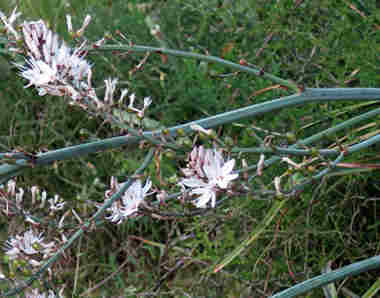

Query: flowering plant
left=0, top=4, right=379, bottom=297
left=180, top=146, right=238, bottom=208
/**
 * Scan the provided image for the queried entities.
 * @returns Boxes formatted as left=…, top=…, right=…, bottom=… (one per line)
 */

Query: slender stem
left=232, top=133, right=380, bottom=157
left=233, top=147, right=337, bottom=156
left=284, top=152, right=345, bottom=195
left=90, top=44, right=300, bottom=92
left=237, top=106, right=380, bottom=174
left=271, top=255, right=380, bottom=298
left=2, top=148, right=155, bottom=297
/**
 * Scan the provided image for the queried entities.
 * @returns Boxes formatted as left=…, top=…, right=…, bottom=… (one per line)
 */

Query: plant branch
left=90, top=44, right=300, bottom=92
left=0, top=88, right=379, bottom=183
left=271, top=255, right=380, bottom=298
left=237, top=106, right=380, bottom=175
left=1, top=148, right=155, bottom=297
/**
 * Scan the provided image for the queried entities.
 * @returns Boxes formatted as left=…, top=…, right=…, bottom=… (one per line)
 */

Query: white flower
left=3, top=12, right=149, bottom=114
left=5, top=230, right=55, bottom=261
left=102, top=178, right=152, bottom=224
left=180, top=147, right=238, bottom=208
left=18, top=58, right=58, bottom=87
left=181, top=177, right=216, bottom=208
left=15, top=19, right=93, bottom=106
left=203, top=149, right=238, bottom=189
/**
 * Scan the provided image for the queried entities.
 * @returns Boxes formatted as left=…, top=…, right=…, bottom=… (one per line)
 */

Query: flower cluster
left=0, top=179, right=24, bottom=215
left=180, top=146, right=238, bottom=208
left=16, top=18, right=100, bottom=107
left=101, top=177, right=152, bottom=224
left=0, top=8, right=152, bottom=117
left=4, top=229, right=56, bottom=267
left=1, top=180, right=65, bottom=217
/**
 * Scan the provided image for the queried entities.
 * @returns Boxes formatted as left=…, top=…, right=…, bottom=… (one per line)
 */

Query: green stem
left=232, top=133, right=380, bottom=156
left=238, top=106, right=380, bottom=174
left=0, top=88, right=379, bottom=183
left=271, top=255, right=380, bottom=298
left=90, top=44, right=300, bottom=92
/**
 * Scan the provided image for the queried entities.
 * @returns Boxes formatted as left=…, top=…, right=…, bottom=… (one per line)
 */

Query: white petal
left=221, top=159, right=235, bottom=176
left=181, top=177, right=208, bottom=188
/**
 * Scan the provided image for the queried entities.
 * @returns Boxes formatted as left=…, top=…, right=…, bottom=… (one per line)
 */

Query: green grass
left=0, top=0, right=379, bottom=296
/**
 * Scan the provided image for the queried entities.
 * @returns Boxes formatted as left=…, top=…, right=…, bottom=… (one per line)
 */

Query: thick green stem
left=271, top=255, right=380, bottom=298
left=0, top=88, right=379, bottom=183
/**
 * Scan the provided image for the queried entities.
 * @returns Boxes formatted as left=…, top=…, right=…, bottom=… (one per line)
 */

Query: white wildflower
left=180, top=147, right=238, bottom=208
left=14, top=19, right=94, bottom=106
left=203, top=149, right=238, bottom=189
left=5, top=230, right=55, bottom=262
left=102, top=178, right=152, bottom=224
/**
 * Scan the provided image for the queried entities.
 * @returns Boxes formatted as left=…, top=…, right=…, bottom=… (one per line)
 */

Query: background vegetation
left=0, top=0, right=379, bottom=296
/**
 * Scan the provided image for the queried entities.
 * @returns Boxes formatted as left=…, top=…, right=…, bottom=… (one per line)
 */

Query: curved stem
left=90, top=44, right=300, bottom=92
left=271, top=255, right=380, bottom=298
